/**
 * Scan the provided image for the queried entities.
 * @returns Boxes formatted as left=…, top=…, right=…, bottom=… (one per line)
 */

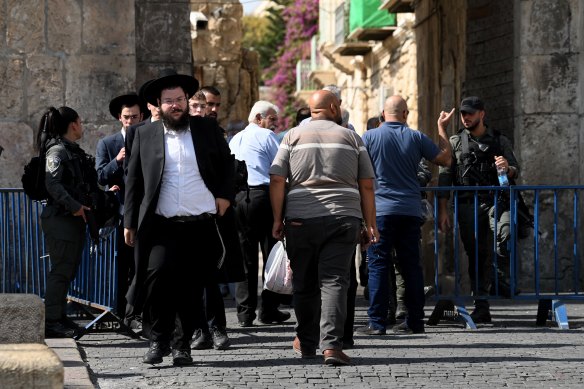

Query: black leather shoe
left=210, top=327, right=230, bottom=350
left=392, top=321, right=425, bottom=334
left=238, top=319, right=254, bottom=327
left=45, top=321, right=76, bottom=338
left=191, top=329, right=213, bottom=350
left=470, top=309, right=492, bottom=324
left=258, top=309, right=291, bottom=324
left=172, top=349, right=193, bottom=366
left=355, top=324, right=386, bottom=335
left=143, top=341, right=171, bottom=364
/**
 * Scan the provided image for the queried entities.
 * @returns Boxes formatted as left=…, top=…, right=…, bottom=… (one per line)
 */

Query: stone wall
left=513, top=0, right=584, bottom=290
left=464, top=0, right=515, bottom=139
left=415, top=0, right=466, bottom=137
left=190, top=0, right=259, bottom=127
left=375, top=14, right=418, bottom=129
left=414, top=0, right=467, bottom=281
left=0, top=0, right=192, bottom=188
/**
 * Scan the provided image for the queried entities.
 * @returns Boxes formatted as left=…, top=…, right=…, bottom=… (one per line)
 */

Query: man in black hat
left=124, top=71, right=234, bottom=366
left=96, top=93, right=145, bottom=317
left=125, top=79, right=161, bottom=172
left=437, top=96, right=519, bottom=324
left=121, top=81, right=162, bottom=335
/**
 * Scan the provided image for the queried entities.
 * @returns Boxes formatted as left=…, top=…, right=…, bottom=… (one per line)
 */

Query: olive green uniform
left=438, top=127, right=519, bottom=309
left=42, top=138, right=95, bottom=322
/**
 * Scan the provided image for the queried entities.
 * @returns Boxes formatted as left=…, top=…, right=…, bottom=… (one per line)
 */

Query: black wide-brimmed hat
left=109, top=93, right=145, bottom=119
left=143, top=68, right=199, bottom=106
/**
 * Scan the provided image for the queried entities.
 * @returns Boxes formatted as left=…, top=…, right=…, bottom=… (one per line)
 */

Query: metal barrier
left=424, top=185, right=583, bottom=329
left=0, top=189, right=135, bottom=339
left=2, top=186, right=583, bottom=331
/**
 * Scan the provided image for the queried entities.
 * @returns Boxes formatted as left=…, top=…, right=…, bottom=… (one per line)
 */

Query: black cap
left=460, top=96, right=485, bottom=114
left=142, top=68, right=199, bottom=106
left=109, top=93, right=145, bottom=119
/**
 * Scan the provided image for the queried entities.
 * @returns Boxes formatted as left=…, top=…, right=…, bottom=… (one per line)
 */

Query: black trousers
left=195, top=279, right=227, bottom=332
left=115, top=218, right=135, bottom=316
left=234, top=188, right=281, bottom=322
left=141, top=215, right=221, bottom=349
left=42, top=214, right=86, bottom=322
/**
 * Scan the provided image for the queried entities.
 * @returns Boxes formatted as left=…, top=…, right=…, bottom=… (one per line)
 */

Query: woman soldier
left=38, top=107, right=106, bottom=338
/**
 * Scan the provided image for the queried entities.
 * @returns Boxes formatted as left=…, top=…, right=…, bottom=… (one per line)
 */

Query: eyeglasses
left=122, top=114, right=140, bottom=120
left=190, top=103, right=207, bottom=109
left=160, top=96, right=187, bottom=106
left=206, top=102, right=221, bottom=108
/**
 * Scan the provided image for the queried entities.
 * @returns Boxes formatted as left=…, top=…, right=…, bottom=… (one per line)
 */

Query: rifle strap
left=461, top=130, right=470, bottom=155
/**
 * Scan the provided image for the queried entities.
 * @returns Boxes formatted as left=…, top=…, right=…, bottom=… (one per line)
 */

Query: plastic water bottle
left=497, top=165, right=509, bottom=186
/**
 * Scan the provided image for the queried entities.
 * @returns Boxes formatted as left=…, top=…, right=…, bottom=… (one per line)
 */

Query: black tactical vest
left=455, top=130, right=503, bottom=187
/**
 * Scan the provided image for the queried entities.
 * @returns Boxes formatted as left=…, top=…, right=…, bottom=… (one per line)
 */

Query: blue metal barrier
left=424, top=185, right=583, bottom=329
left=0, top=189, right=134, bottom=339
left=3, top=186, right=583, bottom=331
left=1, top=189, right=48, bottom=295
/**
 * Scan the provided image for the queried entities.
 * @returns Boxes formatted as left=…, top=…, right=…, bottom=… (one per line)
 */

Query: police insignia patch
left=47, top=156, right=61, bottom=173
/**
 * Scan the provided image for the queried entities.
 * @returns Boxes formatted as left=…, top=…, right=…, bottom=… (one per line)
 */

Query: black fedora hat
left=137, top=80, right=156, bottom=120
left=109, top=93, right=145, bottom=119
left=143, top=69, right=199, bottom=106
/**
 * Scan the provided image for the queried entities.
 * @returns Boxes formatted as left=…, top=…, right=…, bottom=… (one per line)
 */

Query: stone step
left=0, top=343, right=63, bottom=389
left=0, top=294, right=44, bottom=344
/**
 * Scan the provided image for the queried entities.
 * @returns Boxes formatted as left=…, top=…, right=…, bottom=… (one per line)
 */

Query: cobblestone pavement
left=77, top=294, right=584, bottom=388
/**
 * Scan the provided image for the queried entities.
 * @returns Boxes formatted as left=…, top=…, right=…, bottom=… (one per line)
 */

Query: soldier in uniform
left=39, top=106, right=108, bottom=338
left=437, top=96, right=520, bottom=323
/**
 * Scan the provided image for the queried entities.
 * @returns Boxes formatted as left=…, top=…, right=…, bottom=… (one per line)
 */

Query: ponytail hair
left=35, top=106, right=79, bottom=150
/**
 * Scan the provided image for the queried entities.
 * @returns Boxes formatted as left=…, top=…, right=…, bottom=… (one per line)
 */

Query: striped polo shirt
left=270, top=119, right=375, bottom=220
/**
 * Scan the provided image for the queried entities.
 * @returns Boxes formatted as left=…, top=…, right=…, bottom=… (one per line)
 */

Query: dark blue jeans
left=367, top=215, right=424, bottom=331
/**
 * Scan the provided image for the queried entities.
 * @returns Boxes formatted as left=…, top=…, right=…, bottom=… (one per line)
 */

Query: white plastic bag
left=263, top=240, right=293, bottom=295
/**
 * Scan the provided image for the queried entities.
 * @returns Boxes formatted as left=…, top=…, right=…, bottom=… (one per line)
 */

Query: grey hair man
left=230, top=100, right=290, bottom=327
left=247, top=101, right=279, bottom=131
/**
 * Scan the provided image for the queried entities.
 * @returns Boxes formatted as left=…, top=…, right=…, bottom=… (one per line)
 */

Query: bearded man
left=124, top=71, right=234, bottom=366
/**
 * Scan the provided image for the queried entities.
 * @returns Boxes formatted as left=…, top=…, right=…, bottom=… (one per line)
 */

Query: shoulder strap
left=461, top=130, right=470, bottom=154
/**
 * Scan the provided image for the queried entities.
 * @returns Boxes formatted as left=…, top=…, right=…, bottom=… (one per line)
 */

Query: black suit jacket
left=123, top=117, right=243, bottom=306
left=124, top=116, right=234, bottom=234
left=124, top=119, right=150, bottom=174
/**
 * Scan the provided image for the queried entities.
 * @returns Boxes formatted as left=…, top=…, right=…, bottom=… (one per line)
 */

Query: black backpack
left=22, top=138, right=55, bottom=201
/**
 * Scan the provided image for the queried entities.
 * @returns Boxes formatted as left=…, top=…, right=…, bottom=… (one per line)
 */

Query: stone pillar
left=189, top=0, right=259, bottom=127
left=135, top=0, right=193, bottom=85
left=414, top=0, right=466, bottom=286
left=514, top=0, right=584, bottom=290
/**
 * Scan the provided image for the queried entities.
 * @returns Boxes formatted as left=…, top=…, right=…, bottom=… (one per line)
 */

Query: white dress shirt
left=155, top=126, right=216, bottom=218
